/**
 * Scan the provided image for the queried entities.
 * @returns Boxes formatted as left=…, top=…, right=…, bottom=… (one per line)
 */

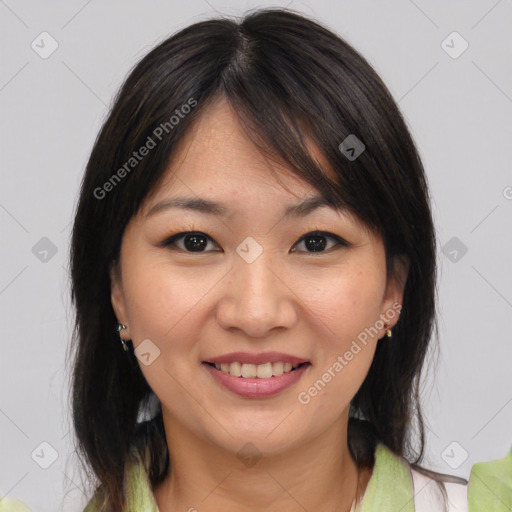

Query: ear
left=380, top=254, right=409, bottom=335
left=110, top=260, right=130, bottom=337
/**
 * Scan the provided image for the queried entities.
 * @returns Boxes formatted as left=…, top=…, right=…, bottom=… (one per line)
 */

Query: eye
left=291, top=231, right=349, bottom=254
left=161, top=231, right=221, bottom=253
left=160, top=230, right=350, bottom=254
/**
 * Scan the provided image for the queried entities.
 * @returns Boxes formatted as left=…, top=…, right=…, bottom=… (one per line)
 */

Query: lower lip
left=201, top=362, right=311, bottom=399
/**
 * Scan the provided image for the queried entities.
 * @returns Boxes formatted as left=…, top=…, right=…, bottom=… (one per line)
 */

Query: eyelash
left=159, top=228, right=351, bottom=255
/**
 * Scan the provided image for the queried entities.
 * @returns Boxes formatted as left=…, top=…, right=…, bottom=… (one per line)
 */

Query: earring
left=384, top=322, right=393, bottom=338
left=116, top=323, right=129, bottom=352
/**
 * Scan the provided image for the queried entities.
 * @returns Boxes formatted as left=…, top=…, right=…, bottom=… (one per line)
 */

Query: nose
left=216, top=251, right=298, bottom=338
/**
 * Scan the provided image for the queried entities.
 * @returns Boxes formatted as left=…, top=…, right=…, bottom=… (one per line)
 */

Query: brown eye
left=291, top=231, right=349, bottom=254
left=162, top=232, right=220, bottom=253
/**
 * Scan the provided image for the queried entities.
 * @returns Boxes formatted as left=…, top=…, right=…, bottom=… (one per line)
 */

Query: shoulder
left=411, top=467, right=468, bottom=512
left=81, top=446, right=159, bottom=512
left=82, top=489, right=106, bottom=512
left=368, top=443, right=469, bottom=511
left=467, top=448, right=512, bottom=510
left=0, top=496, right=31, bottom=512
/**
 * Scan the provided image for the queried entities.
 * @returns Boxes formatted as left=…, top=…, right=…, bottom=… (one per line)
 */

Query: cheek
left=297, top=273, right=382, bottom=412
left=299, top=267, right=385, bottom=340
left=120, top=251, right=223, bottom=343
left=296, top=266, right=384, bottom=400
left=120, top=254, right=218, bottom=396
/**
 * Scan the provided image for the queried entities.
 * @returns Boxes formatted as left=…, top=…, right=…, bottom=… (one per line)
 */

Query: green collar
left=358, top=443, right=414, bottom=512
left=467, top=448, right=512, bottom=512
left=120, top=442, right=415, bottom=512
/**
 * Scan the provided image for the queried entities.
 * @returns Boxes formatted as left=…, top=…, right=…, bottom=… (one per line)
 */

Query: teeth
left=256, top=362, right=272, bottom=379
left=213, top=361, right=304, bottom=378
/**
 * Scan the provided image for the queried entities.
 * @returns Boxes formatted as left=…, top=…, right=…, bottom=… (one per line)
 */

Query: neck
left=153, top=409, right=370, bottom=512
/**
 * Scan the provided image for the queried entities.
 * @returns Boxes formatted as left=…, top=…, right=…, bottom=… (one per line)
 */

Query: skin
left=110, top=96, right=408, bottom=512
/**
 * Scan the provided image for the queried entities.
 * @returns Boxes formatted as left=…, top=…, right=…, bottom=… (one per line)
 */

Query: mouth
left=201, top=361, right=312, bottom=398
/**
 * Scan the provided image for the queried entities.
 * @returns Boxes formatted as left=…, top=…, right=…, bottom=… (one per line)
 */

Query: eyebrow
left=144, top=195, right=335, bottom=219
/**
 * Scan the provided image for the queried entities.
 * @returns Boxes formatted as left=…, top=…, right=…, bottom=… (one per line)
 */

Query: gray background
left=1, top=0, right=511, bottom=510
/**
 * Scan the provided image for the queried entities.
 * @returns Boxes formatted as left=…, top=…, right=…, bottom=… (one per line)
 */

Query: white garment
left=411, top=468, right=469, bottom=512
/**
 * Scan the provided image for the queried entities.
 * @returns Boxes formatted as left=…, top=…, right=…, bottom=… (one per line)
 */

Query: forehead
left=141, top=97, right=339, bottom=215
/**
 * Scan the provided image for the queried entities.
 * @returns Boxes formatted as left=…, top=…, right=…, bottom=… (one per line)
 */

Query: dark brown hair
left=68, top=7, right=464, bottom=511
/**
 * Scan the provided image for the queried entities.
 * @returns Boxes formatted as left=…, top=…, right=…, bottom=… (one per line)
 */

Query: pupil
left=305, top=235, right=326, bottom=252
left=184, top=233, right=207, bottom=251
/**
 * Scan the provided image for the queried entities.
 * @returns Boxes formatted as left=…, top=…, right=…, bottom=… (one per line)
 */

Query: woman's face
left=110, top=97, right=407, bottom=456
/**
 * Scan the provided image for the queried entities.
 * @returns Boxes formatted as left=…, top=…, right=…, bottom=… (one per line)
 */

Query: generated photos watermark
left=297, top=301, right=402, bottom=405
left=93, top=97, right=198, bottom=200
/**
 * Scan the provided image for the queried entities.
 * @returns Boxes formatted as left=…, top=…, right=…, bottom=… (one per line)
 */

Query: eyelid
left=158, top=230, right=220, bottom=251
left=299, top=230, right=350, bottom=245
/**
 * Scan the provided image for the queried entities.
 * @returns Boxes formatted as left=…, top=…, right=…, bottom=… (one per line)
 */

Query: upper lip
left=203, top=352, right=310, bottom=365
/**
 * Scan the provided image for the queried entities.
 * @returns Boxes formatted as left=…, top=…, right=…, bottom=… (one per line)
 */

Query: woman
left=69, top=7, right=476, bottom=511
